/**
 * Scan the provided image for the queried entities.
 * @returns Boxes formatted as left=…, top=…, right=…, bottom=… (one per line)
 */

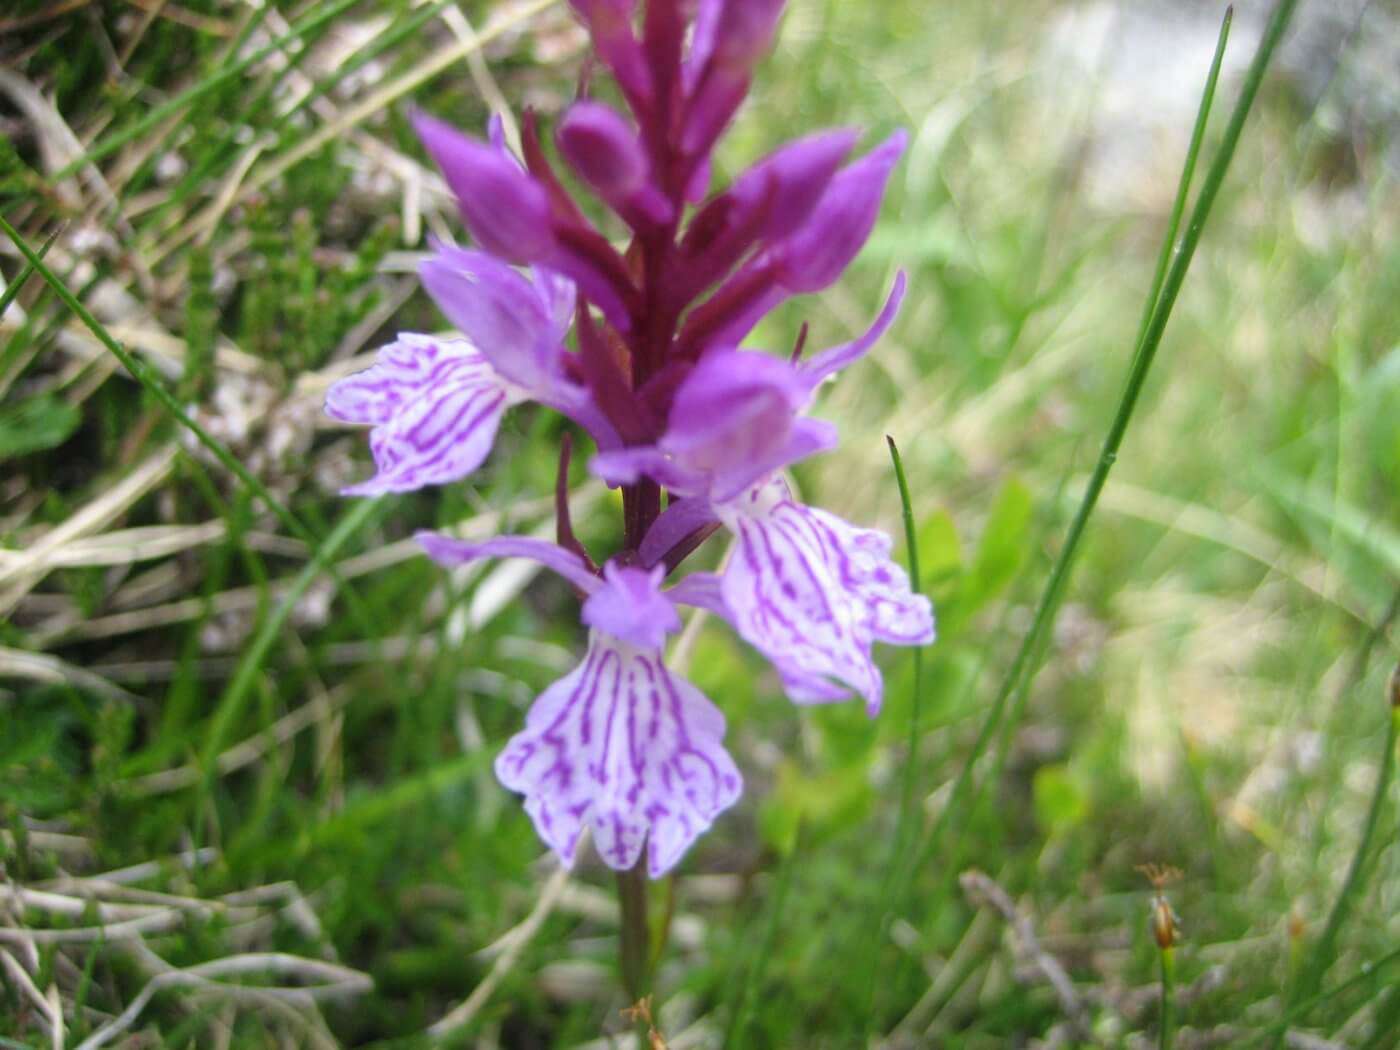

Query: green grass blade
left=886, top=434, right=926, bottom=858
left=914, top=0, right=1299, bottom=872
left=1, top=213, right=323, bottom=554
left=0, top=228, right=57, bottom=320
left=724, top=824, right=801, bottom=1048
left=1291, top=690, right=1399, bottom=1009
left=1251, top=943, right=1400, bottom=1048
left=50, top=0, right=365, bottom=182
left=193, top=495, right=385, bottom=820
left=1132, top=6, right=1234, bottom=351
left=854, top=435, right=927, bottom=1032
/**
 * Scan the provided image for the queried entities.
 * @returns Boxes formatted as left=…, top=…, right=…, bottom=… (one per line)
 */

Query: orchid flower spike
left=327, top=0, right=929, bottom=876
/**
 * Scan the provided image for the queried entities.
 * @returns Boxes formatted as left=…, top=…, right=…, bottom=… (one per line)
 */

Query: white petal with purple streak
left=325, top=335, right=524, bottom=496
left=715, top=478, right=932, bottom=714
left=717, top=480, right=879, bottom=710
left=495, top=634, right=742, bottom=877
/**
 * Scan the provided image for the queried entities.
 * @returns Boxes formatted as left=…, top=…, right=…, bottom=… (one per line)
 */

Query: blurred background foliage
left=1, top=0, right=1397, bottom=1046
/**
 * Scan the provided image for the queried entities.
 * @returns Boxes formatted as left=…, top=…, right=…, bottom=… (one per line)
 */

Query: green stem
left=1160, top=946, right=1176, bottom=1050
left=856, top=436, right=926, bottom=1032
left=616, top=857, right=651, bottom=1007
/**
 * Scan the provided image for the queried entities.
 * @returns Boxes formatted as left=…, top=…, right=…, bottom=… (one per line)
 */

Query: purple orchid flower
left=590, top=273, right=932, bottom=713
left=416, top=535, right=741, bottom=877
left=328, top=0, right=932, bottom=877
left=325, top=249, right=617, bottom=495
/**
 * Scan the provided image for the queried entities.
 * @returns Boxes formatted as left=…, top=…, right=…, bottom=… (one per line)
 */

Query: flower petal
left=328, top=336, right=513, bottom=495
left=804, top=507, right=935, bottom=647
left=416, top=533, right=601, bottom=594
left=413, top=111, right=556, bottom=263
left=590, top=446, right=707, bottom=494
left=720, top=484, right=883, bottom=712
left=639, top=498, right=720, bottom=567
left=419, top=246, right=565, bottom=392
left=776, top=130, right=907, bottom=294
left=496, top=635, right=742, bottom=877
left=799, top=270, right=907, bottom=385
left=581, top=564, right=680, bottom=650
left=325, top=334, right=485, bottom=426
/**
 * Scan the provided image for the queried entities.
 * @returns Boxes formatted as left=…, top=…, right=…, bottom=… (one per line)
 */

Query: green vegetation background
left=1, top=0, right=1397, bottom=1046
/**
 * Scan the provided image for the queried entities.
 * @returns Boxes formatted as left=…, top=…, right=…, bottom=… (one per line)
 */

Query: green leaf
left=917, top=508, right=962, bottom=582
left=1032, top=763, right=1088, bottom=834
left=961, top=476, right=1033, bottom=616
left=0, top=394, right=81, bottom=459
left=759, top=760, right=873, bottom=854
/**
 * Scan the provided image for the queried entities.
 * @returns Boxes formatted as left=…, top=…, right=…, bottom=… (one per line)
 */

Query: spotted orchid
left=326, top=0, right=933, bottom=878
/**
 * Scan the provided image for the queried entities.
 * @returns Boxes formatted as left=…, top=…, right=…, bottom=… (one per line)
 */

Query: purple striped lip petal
left=324, top=335, right=521, bottom=496
left=426, top=542, right=740, bottom=875
left=714, top=478, right=934, bottom=716
left=496, top=634, right=742, bottom=877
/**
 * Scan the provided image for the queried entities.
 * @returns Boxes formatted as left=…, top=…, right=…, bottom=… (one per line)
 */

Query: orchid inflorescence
left=325, top=0, right=934, bottom=879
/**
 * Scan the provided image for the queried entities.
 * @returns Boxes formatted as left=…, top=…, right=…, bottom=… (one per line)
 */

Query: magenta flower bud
left=569, top=0, right=651, bottom=106
left=728, top=127, right=859, bottom=242
left=710, top=0, right=785, bottom=67
left=413, top=111, right=556, bottom=264
left=558, top=101, right=648, bottom=196
left=681, top=0, right=786, bottom=157
left=777, top=129, right=907, bottom=293
left=558, top=101, right=673, bottom=227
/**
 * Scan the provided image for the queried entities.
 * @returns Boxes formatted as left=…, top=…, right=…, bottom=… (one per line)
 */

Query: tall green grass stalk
left=887, top=434, right=926, bottom=865
left=854, top=435, right=926, bottom=1031
left=191, top=495, right=386, bottom=826
left=914, top=0, right=1296, bottom=872
left=724, top=824, right=801, bottom=1048
left=1282, top=669, right=1399, bottom=1037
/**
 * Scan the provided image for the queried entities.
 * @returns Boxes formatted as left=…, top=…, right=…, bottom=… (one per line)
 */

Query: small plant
left=324, top=0, right=931, bottom=1003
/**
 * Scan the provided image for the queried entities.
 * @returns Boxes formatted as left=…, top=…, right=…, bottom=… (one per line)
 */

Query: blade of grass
left=724, top=823, right=801, bottom=1049
left=855, top=435, right=927, bottom=1032
left=0, top=228, right=57, bottom=319
left=886, top=434, right=926, bottom=862
left=1132, top=6, right=1234, bottom=353
left=1249, top=944, right=1400, bottom=1048
left=193, top=496, right=386, bottom=831
left=0, top=214, right=320, bottom=552
left=50, top=0, right=366, bottom=181
left=914, top=0, right=1296, bottom=873
left=1286, top=670, right=1399, bottom=1023
left=0, top=212, right=384, bottom=685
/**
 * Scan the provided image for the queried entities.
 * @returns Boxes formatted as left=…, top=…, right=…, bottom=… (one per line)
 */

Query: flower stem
left=616, top=856, right=651, bottom=1006
left=1159, top=945, right=1176, bottom=1050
